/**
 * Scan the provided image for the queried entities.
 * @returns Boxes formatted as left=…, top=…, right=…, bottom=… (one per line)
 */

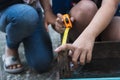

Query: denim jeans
left=0, top=4, right=53, bottom=73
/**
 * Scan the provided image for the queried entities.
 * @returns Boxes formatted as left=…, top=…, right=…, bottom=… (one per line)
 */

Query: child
left=0, top=0, right=53, bottom=73
left=44, top=0, right=120, bottom=66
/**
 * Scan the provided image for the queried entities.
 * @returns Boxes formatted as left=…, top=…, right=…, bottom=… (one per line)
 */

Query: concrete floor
left=0, top=26, right=61, bottom=80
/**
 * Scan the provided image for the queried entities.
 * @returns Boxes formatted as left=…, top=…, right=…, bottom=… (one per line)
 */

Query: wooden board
left=59, top=41, right=120, bottom=79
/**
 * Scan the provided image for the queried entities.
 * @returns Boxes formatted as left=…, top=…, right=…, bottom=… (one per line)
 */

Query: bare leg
left=69, top=0, right=98, bottom=42
left=101, top=16, right=120, bottom=41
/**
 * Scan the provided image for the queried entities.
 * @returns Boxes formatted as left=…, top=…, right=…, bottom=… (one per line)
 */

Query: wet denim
left=0, top=4, right=53, bottom=73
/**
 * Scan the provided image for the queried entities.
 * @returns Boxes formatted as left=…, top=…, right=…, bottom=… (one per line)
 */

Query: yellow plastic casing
left=62, top=14, right=72, bottom=45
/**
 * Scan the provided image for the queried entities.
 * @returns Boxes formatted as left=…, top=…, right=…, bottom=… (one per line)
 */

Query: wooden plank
left=59, top=41, right=120, bottom=79
left=93, top=41, right=120, bottom=59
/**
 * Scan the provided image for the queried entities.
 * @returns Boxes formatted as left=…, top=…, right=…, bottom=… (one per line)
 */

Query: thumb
left=44, top=21, right=49, bottom=32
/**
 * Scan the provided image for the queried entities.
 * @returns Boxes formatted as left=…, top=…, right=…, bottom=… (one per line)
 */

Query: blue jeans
left=0, top=4, right=53, bottom=73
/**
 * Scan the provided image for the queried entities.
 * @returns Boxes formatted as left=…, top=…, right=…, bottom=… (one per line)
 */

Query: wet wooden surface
left=60, top=41, right=120, bottom=79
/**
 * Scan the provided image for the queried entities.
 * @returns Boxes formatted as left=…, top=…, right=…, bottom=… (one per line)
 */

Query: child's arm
left=40, top=0, right=56, bottom=31
left=80, top=0, right=119, bottom=41
left=55, top=0, right=120, bottom=65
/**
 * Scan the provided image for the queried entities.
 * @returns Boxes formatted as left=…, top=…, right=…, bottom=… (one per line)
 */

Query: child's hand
left=55, top=34, right=95, bottom=67
left=55, top=13, right=74, bottom=33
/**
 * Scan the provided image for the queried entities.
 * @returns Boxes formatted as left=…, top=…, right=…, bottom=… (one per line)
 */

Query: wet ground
left=0, top=26, right=61, bottom=80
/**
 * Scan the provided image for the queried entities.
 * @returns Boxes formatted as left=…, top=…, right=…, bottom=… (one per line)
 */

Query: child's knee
left=4, top=4, right=41, bottom=38
left=70, top=0, right=97, bottom=21
left=5, top=4, right=40, bottom=29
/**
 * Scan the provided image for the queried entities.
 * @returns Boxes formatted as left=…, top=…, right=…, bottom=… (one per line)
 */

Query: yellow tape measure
left=62, top=14, right=72, bottom=45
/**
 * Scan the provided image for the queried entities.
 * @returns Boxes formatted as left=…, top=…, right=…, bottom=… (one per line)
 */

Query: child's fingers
left=55, top=44, right=75, bottom=53
left=57, top=13, right=63, bottom=21
left=56, top=18, right=64, bottom=27
left=57, top=13, right=64, bottom=23
left=55, top=21, right=65, bottom=33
